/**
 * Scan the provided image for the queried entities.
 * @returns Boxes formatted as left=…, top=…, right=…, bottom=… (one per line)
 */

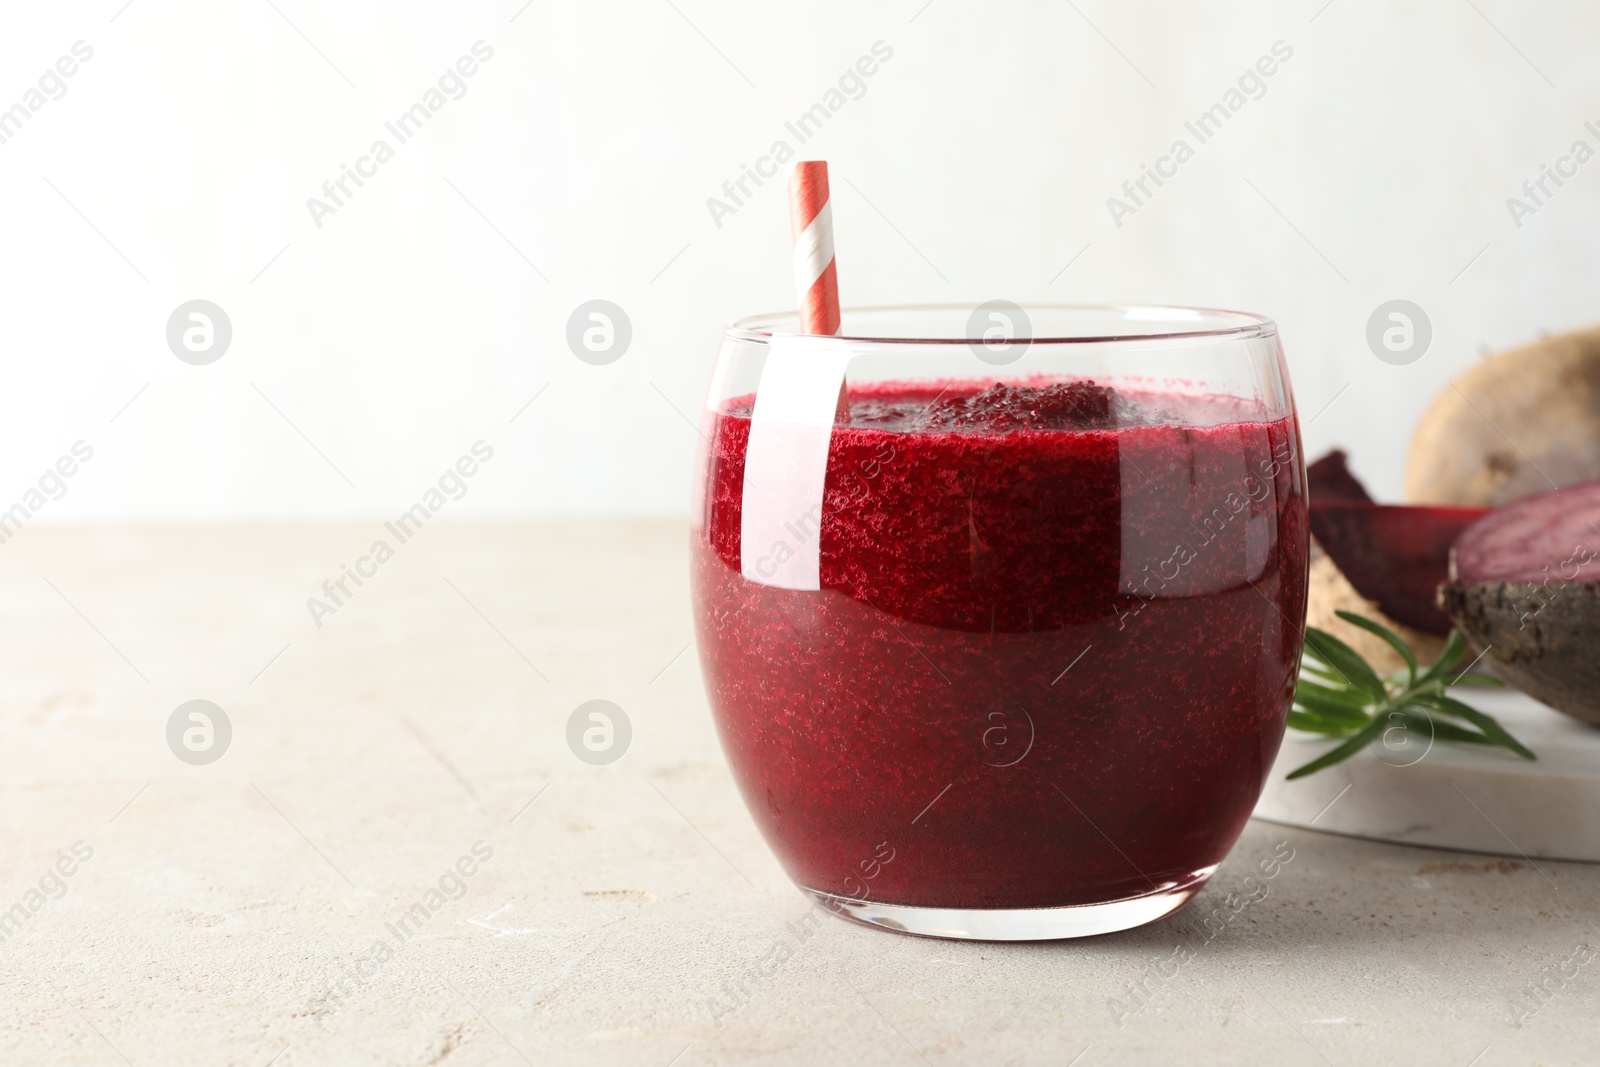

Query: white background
left=1, top=0, right=1595, bottom=519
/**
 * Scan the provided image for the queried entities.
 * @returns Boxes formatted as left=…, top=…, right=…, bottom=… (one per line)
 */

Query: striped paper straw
left=788, top=161, right=841, bottom=336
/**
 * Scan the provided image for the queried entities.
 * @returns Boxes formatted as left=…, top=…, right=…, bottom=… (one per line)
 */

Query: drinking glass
left=690, top=305, right=1308, bottom=940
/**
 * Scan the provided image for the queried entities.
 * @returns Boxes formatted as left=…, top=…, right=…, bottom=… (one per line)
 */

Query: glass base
left=803, top=867, right=1215, bottom=941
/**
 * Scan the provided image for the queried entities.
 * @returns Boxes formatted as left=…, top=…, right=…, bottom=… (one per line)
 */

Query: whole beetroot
left=1407, top=326, right=1600, bottom=507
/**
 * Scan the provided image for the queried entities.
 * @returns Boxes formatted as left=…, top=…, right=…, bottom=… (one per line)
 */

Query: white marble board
left=1254, top=688, right=1600, bottom=862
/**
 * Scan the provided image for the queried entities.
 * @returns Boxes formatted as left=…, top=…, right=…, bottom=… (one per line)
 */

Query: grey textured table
left=0, top=521, right=1595, bottom=1066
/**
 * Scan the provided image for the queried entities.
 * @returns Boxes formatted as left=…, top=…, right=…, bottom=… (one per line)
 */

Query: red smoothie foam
left=692, top=379, right=1308, bottom=910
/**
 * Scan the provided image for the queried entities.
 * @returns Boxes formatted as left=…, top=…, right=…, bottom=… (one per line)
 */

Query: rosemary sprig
left=1286, top=610, right=1534, bottom=780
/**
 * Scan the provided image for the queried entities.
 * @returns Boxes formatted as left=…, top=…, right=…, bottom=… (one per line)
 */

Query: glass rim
left=725, top=303, right=1278, bottom=346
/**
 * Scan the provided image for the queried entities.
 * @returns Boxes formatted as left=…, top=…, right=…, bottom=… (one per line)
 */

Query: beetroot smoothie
left=692, top=379, right=1308, bottom=911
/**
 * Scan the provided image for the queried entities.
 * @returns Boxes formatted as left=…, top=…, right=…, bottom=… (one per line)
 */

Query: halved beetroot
left=1310, top=502, right=1489, bottom=634
left=1441, top=478, right=1600, bottom=725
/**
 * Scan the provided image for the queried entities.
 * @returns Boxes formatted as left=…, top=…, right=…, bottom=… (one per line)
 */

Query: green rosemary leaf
left=1301, top=661, right=1346, bottom=686
left=1416, top=694, right=1537, bottom=761
left=1293, top=690, right=1369, bottom=723
left=1447, top=672, right=1505, bottom=688
left=1286, top=716, right=1387, bottom=780
left=1286, top=615, right=1536, bottom=779
left=1387, top=709, right=1494, bottom=746
left=1288, top=710, right=1356, bottom=735
left=1415, top=630, right=1467, bottom=688
left=1334, top=609, right=1417, bottom=683
left=1295, top=678, right=1372, bottom=709
left=1303, top=627, right=1387, bottom=702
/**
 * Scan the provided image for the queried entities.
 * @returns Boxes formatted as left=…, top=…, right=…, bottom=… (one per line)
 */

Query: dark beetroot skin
left=1439, top=581, right=1600, bottom=724
left=692, top=381, right=1309, bottom=910
left=1307, top=449, right=1374, bottom=504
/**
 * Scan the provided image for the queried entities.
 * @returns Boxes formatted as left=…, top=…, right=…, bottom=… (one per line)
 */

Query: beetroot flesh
left=1451, top=478, right=1600, bottom=584
left=1310, top=502, right=1489, bottom=634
